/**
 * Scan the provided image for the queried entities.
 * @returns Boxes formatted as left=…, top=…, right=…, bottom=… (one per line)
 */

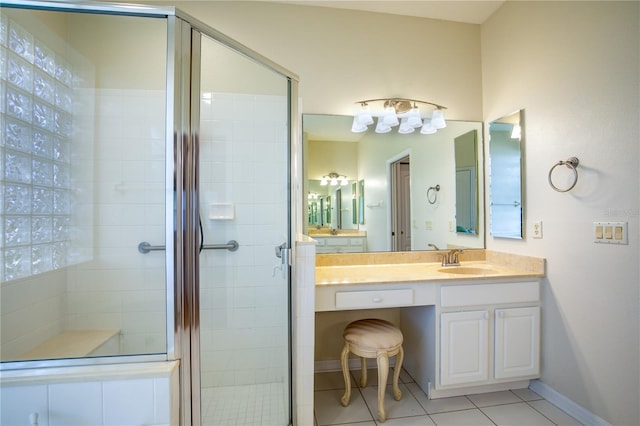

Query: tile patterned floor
left=202, top=382, right=287, bottom=426
left=314, top=369, right=584, bottom=426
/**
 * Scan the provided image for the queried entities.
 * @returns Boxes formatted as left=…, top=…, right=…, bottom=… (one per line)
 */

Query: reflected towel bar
left=138, top=240, right=239, bottom=254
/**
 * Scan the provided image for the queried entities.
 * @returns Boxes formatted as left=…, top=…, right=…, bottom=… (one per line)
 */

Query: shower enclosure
left=0, top=2, right=298, bottom=425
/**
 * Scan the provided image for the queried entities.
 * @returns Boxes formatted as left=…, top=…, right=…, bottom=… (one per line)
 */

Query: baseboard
left=529, top=380, right=610, bottom=426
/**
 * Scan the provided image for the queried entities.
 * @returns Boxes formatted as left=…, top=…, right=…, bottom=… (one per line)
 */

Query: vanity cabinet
left=440, top=310, right=489, bottom=385
left=437, top=281, right=540, bottom=392
left=314, top=236, right=366, bottom=253
left=494, top=306, right=540, bottom=379
left=440, top=306, right=540, bottom=386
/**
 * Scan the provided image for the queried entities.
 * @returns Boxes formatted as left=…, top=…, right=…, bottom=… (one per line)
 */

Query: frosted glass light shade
left=511, top=123, right=521, bottom=140
left=351, top=106, right=374, bottom=133
left=382, top=106, right=399, bottom=127
left=351, top=116, right=368, bottom=133
left=357, top=106, right=374, bottom=126
left=420, top=118, right=437, bottom=134
left=407, top=107, right=423, bottom=128
left=431, top=109, right=446, bottom=129
left=375, top=116, right=392, bottom=133
left=398, top=118, right=415, bottom=134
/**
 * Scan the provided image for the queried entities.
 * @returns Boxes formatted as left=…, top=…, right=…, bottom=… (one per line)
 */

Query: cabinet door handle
left=372, top=297, right=383, bottom=303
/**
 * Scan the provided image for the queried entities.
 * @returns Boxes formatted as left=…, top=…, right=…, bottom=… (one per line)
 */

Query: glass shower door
left=196, top=34, right=291, bottom=425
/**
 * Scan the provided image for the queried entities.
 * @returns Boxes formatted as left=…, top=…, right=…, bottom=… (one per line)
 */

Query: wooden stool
left=340, top=318, right=404, bottom=422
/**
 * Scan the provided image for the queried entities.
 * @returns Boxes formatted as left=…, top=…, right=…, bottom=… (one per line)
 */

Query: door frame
left=170, top=15, right=299, bottom=426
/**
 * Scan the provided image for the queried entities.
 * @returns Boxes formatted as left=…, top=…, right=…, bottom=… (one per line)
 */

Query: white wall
left=149, top=1, right=484, bottom=120
left=481, top=2, right=639, bottom=425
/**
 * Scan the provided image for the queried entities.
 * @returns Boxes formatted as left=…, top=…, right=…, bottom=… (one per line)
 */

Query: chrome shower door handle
left=273, top=242, right=290, bottom=277
left=275, top=242, right=288, bottom=258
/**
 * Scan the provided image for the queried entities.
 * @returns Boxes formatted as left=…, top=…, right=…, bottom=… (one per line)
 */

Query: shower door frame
left=0, top=2, right=300, bottom=425
left=174, top=12, right=299, bottom=426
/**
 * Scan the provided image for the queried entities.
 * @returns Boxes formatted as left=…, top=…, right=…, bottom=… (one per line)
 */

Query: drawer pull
left=372, top=297, right=383, bottom=303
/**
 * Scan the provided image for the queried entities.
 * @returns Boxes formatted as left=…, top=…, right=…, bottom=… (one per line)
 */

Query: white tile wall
left=199, top=93, right=290, bottom=388
left=293, top=238, right=317, bottom=426
left=65, top=88, right=167, bottom=356
left=1, top=88, right=167, bottom=361
left=0, top=270, right=66, bottom=360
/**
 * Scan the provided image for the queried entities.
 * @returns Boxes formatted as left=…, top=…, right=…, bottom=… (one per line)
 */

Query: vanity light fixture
left=320, top=172, right=348, bottom=186
left=352, top=98, right=447, bottom=135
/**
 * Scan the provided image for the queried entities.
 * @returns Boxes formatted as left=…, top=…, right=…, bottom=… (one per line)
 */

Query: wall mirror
left=489, top=109, right=525, bottom=239
left=303, top=114, right=485, bottom=252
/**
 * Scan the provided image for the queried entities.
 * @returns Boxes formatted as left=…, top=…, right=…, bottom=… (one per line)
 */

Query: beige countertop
left=315, top=250, right=545, bottom=286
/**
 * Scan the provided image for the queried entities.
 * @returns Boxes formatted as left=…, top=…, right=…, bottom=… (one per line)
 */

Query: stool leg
left=376, top=351, right=389, bottom=422
left=392, top=346, right=404, bottom=401
left=340, top=343, right=351, bottom=407
left=359, top=357, right=368, bottom=387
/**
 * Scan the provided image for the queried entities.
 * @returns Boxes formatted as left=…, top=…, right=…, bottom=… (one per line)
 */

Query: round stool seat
left=340, top=318, right=404, bottom=422
left=343, top=319, right=403, bottom=350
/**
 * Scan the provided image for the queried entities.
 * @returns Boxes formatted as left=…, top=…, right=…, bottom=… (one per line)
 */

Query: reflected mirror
left=303, top=114, right=484, bottom=252
left=489, top=110, right=525, bottom=238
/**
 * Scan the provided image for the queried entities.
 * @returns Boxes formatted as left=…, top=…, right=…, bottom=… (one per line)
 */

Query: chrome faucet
left=442, top=249, right=464, bottom=267
left=427, top=243, right=440, bottom=250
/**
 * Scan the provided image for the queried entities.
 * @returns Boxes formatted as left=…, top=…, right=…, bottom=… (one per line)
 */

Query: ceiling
left=276, top=1, right=505, bottom=25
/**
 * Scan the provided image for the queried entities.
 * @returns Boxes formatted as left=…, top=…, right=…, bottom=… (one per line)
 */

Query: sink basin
left=438, top=266, right=498, bottom=275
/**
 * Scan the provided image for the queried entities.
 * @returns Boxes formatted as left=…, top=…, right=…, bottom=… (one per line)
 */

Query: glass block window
left=0, top=16, right=74, bottom=282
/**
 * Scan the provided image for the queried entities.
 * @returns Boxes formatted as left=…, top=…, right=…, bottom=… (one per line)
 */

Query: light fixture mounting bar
left=355, top=98, right=447, bottom=110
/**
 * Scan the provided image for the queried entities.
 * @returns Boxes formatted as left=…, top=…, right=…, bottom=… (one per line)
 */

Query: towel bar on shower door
left=137, top=240, right=239, bottom=254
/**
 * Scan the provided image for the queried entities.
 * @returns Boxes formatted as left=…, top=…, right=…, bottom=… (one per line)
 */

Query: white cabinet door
left=494, top=306, right=540, bottom=379
left=440, top=310, right=489, bottom=386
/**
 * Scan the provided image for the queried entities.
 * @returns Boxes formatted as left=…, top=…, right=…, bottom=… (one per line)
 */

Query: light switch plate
left=594, top=221, right=627, bottom=244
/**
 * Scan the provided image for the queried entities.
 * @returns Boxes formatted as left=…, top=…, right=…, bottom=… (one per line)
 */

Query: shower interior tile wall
left=0, top=88, right=167, bottom=360
left=199, top=92, right=289, bottom=387
left=65, top=88, right=167, bottom=355
left=1, top=88, right=288, bottom=376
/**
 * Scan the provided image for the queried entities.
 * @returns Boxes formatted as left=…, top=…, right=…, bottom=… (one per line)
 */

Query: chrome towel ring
left=427, top=184, right=440, bottom=204
left=548, top=157, right=579, bottom=192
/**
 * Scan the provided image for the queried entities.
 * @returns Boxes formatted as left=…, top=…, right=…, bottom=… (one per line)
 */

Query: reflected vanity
left=303, top=114, right=484, bottom=253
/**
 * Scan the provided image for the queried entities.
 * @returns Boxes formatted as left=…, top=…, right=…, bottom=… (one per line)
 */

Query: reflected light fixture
left=351, top=98, right=447, bottom=135
left=320, top=172, right=349, bottom=186
left=510, top=123, right=522, bottom=140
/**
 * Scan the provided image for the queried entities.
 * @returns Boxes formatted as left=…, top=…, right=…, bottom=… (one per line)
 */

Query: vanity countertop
left=315, top=250, right=545, bottom=286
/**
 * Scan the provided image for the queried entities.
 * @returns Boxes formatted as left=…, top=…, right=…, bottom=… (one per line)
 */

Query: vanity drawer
left=330, top=239, right=352, bottom=246
left=335, top=289, right=414, bottom=309
left=441, top=281, right=539, bottom=307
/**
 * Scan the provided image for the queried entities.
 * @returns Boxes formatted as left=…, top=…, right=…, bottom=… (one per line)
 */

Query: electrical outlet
left=449, top=221, right=455, bottom=232
left=531, top=221, right=543, bottom=239
left=425, top=220, right=433, bottom=230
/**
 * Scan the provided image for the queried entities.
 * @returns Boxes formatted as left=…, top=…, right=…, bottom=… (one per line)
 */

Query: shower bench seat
left=19, top=329, right=120, bottom=360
